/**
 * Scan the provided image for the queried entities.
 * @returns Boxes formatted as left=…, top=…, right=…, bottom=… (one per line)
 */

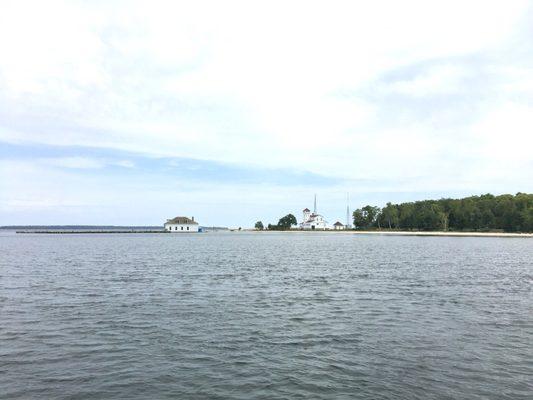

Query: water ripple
left=1, top=232, right=532, bottom=399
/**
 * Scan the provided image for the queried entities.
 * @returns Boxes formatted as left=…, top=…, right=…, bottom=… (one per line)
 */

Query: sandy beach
left=346, top=230, right=533, bottom=238
left=247, top=230, right=533, bottom=238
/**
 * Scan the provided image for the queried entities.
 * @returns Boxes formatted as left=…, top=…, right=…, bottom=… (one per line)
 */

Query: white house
left=333, top=221, right=345, bottom=230
left=164, top=216, right=199, bottom=232
left=299, top=202, right=328, bottom=230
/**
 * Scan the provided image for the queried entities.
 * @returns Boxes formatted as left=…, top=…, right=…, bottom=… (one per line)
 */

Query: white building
left=300, top=208, right=328, bottom=230
left=164, top=216, right=199, bottom=232
left=333, top=221, right=345, bottom=230
left=300, top=196, right=328, bottom=230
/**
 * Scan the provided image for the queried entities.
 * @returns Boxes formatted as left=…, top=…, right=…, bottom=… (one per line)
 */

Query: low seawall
left=16, top=230, right=167, bottom=234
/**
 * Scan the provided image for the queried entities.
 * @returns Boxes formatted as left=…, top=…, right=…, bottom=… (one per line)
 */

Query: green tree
left=353, top=206, right=380, bottom=229
left=352, top=193, right=533, bottom=233
left=380, top=202, right=400, bottom=229
left=255, top=221, right=264, bottom=230
left=277, top=214, right=297, bottom=229
left=352, top=209, right=365, bottom=228
left=399, top=202, right=415, bottom=229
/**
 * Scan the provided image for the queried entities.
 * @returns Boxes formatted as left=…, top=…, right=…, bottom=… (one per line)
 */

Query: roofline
left=165, top=216, right=199, bottom=225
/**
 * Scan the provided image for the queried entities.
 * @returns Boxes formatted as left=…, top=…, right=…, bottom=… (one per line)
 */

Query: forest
left=352, top=193, right=533, bottom=232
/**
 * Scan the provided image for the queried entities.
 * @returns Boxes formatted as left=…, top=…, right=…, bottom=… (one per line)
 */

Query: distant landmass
left=1, top=225, right=229, bottom=232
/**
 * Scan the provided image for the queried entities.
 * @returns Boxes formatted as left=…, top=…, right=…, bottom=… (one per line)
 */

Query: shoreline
left=251, top=230, right=533, bottom=238
left=12, top=229, right=533, bottom=238
left=346, top=230, right=533, bottom=238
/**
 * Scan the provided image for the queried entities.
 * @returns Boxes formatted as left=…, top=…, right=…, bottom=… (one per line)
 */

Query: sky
left=1, top=0, right=532, bottom=227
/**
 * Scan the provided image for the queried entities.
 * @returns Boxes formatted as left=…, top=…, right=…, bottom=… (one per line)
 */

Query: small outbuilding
left=333, top=221, right=345, bottom=230
left=164, top=216, right=199, bottom=232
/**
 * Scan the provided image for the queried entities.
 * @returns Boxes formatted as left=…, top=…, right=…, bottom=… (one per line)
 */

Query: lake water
left=1, top=231, right=532, bottom=399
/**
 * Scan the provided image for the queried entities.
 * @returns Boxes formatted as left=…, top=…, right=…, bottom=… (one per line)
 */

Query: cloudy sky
left=1, top=0, right=532, bottom=227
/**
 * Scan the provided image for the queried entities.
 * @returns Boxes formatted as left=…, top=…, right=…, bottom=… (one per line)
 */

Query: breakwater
left=16, top=230, right=167, bottom=234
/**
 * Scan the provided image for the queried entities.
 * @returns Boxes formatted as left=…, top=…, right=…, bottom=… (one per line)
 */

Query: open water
left=1, top=231, right=532, bottom=399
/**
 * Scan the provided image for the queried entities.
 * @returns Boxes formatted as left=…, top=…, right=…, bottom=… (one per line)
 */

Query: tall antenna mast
left=346, top=192, right=350, bottom=228
left=314, top=194, right=317, bottom=214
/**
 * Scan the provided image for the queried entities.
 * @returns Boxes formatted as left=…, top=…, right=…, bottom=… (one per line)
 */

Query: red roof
left=303, top=208, right=310, bottom=212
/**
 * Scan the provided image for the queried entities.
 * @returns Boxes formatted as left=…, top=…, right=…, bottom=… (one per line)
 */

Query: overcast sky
left=1, top=0, right=532, bottom=227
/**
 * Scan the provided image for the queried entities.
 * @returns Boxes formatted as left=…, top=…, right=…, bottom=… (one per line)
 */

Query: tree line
left=255, top=214, right=297, bottom=230
left=267, top=214, right=297, bottom=230
left=353, top=193, right=533, bottom=232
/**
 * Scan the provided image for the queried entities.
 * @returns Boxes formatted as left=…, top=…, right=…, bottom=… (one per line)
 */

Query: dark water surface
left=1, top=232, right=532, bottom=399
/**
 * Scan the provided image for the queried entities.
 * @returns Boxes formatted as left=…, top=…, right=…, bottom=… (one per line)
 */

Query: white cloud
left=41, top=157, right=105, bottom=169
left=31, top=157, right=136, bottom=170
left=385, top=65, right=468, bottom=97
left=470, top=103, right=533, bottom=159
left=113, top=160, right=135, bottom=168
